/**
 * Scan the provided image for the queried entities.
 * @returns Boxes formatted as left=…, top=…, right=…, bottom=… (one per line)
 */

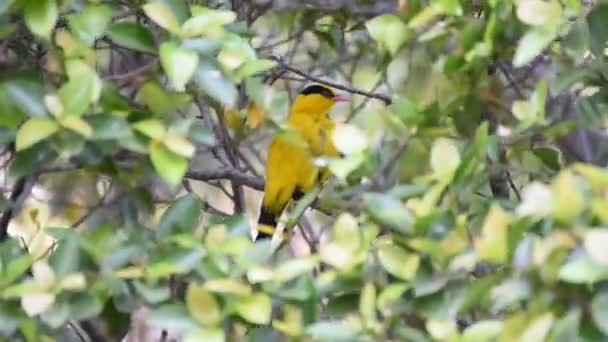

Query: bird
left=256, top=84, right=349, bottom=240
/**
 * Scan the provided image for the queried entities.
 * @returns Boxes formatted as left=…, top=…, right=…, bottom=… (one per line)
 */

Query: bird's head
left=291, top=84, right=350, bottom=116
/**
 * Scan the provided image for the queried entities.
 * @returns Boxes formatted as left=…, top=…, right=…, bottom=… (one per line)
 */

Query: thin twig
left=269, top=55, right=393, bottom=105
left=102, top=58, right=159, bottom=81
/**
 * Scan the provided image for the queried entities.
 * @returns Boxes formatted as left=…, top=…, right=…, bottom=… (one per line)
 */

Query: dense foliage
left=2, top=0, right=608, bottom=341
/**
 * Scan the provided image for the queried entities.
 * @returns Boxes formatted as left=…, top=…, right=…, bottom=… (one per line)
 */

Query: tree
left=1, top=0, right=608, bottom=340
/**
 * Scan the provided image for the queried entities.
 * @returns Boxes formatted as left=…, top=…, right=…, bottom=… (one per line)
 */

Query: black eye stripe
left=299, top=85, right=334, bottom=99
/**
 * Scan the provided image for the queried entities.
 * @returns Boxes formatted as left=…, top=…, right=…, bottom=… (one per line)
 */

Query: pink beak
left=333, top=94, right=351, bottom=102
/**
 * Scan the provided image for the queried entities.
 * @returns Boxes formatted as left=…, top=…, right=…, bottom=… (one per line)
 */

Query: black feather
left=299, top=84, right=334, bottom=99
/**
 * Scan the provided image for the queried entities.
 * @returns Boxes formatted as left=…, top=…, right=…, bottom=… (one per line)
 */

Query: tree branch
left=268, top=55, right=393, bottom=105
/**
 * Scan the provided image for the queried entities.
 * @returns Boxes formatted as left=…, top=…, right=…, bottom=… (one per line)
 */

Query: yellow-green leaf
left=552, top=170, right=584, bottom=223
left=16, top=118, right=59, bottom=151
left=149, top=142, right=188, bottom=186
left=160, top=42, right=199, bottom=91
left=133, top=119, right=167, bottom=139
left=163, top=133, right=195, bottom=158
left=235, top=292, right=271, bottom=325
left=476, top=204, right=511, bottom=264
left=60, top=116, right=93, bottom=138
left=377, top=241, right=419, bottom=280
left=24, top=0, right=58, bottom=39
left=142, top=2, right=180, bottom=34
left=186, top=283, right=221, bottom=326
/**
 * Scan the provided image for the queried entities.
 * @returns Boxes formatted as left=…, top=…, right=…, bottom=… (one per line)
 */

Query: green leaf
left=331, top=124, right=368, bottom=155
left=193, top=60, right=237, bottom=107
left=591, top=293, right=608, bottom=335
left=430, top=137, right=460, bottom=180
left=148, top=304, right=199, bottom=331
left=183, top=328, right=225, bottom=342
left=58, top=59, right=102, bottom=116
left=87, top=113, right=132, bottom=140
left=377, top=241, right=420, bottom=280
left=68, top=4, right=112, bottom=46
left=513, top=27, right=557, bottom=67
left=186, top=283, right=221, bottom=326
left=306, top=321, right=358, bottom=341
left=180, top=6, right=236, bottom=38
left=204, top=278, right=252, bottom=296
left=15, top=118, right=59, bottom=151
left=558, top=253, right=608, bottom=284
left=462, top=320, right=503, bottom=342
left=59, top=116, right=93, bottom=138
left=143, top=2, right=181, bottom=34
left=68, top=292, right=103, bottom=321
left=149, top=142, right=189, bottom=186
left=160, top=42, right=199, bottom=92
left=2, top=74, right=47, bottom=118
left=366, top=14, right=412, bottom=55
left=587, top=4, right=608, bottom=56
left=24, top=0, right=58, bottom=39
left=520, top=313, right=554, bottom=342
left=552, top=170, right=584, bottom=223
left=363, top=193, right=413, bottom=234
left=158, top=193, right=202, bottom=237
left=181, top=38, right=222, bottom=55
left=108, top=22, right=156, bottom=53
left=48, top=232, right=80, bottom=276
left=235, top=292, right=271, bottom=325
left=477, top=205, right=511, bottom=264
left=235, top=59, right=277, bottom=80
left=133, top=119, right=167, bottom=139
left=550, top=309, right=580, bottom=342
left=516, top=0, right=562, bottom=27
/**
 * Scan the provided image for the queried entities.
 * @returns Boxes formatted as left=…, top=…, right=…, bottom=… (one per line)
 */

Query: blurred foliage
left=1, top=0, right=608, bottom=341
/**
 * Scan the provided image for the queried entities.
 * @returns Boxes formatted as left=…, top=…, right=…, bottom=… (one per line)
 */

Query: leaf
left=587, top=4, right=608, bottom=56
left=3, top=75, right=48, bottom=117
left=58, top=59, right=102, bottom=116
left=584, top=229, right=608, bottom=265
left=87, top=113, right=132, bottom=140
left=306, top=321, right=358, bottom=341
left=235, top=292, right=271, bottom=325
left=476, top=205, right=511, bottom=264
left=235, top=59, right=277, bottom=80
left=24, top=0, right=58, bottom=39
left=430, top=137, right=460, bottom=180
left=148, top=304, right=199, bottom=331
left=48, top=232, right=80, bottom=276
left=180, top=6, right=236, bottom=38
left=108, top=22, right=156, bottom=53
left=558, top=253, right=608, bottom=284
left=186, top=283, right=221, bottom=326
left=160, top=42, right=199, bottom=92
left=550, top=309, right=580, bottom=342
left=21, top=293, right=55, bottom=317
left=377, top=242, right=420, bottom=280
left=366, top=14, right=412, bottom=55
left=134, top=119, right=167, bottom=139
left=193, top=60, right=237, bottom=107
left=149, top=141, right=189, bottom=186
left=158, top=193, right=202, bottom=237
left=331, top=124, right=368, bottom=155
left=204, top=278, right=252, bottom=296
left=15, top=118, right=59, bottom=151
left=591, top=293, right=608, bottom=335
left=163, top=133, right=195, bottom=158
left=462, top=320, right=503, bottom=342
left=516, top=0, right=562, bottom=27
left=181, top=38, right=222, bottom=55
left=516, top=182, right=553, bottom=218
left=363, top=193, right=413, bottom=234
left=183, top=328, right=225, bottom=342
left=552, top=170, right=584, bottom=223
left=68, top=4, right=112, bottom=46
left=513, top=27, right=557, bottom=67
left=520, top=313, right=554, bottom=342
left=59, top=116, right=93, bottom=138
left=143, top=2, right=180, bottom=34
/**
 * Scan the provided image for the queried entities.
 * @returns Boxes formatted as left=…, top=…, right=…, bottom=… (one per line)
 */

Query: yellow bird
left=257, top=84, right=349, bottom=240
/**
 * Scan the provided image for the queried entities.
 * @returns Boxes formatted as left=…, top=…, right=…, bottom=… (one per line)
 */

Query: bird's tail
left=257, top=203, right=278, bottom=240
